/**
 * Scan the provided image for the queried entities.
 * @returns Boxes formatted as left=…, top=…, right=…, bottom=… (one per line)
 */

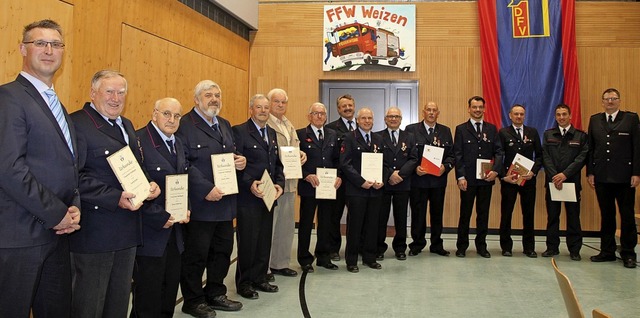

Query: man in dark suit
left=453, top=96, right=504, bottom=258
left=70, top=70, right=160, bottom=318
left=233, top=94, right=285, bottom=299
left=297, top=102, right=341, bottom=272
left=498, top=104, right=543, bottom=258
left=176, top=80, right=244, bottom=317
left=131, top=97, right=191, bottom=318
left=340, top=107, right=385, bottom=273
left=542, top=104, right=588, bottom=261
left=587, top=88, right=640, bottom=269
left=325, top=94, right=356, bottom=260
left=375, top=107, right=417, bottom=261
left=405, top=102, right=454, bottom=257
left=0, top=19, right=80, bottom=318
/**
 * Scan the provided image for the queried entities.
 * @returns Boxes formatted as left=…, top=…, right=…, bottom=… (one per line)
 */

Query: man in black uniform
left=541, top=104, right=588, bottom=261
left=587, top=88, right=640, bottom=269
left=498, top=104, right=543, bottom=258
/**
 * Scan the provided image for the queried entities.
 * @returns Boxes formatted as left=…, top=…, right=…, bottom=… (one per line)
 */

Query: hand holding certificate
left=211, top=153, right=239, bottom=195
left=257, top=169, right=277, bottom=211
left=279, top=146, right=303, bottom=179
left=421, top=145, right=444, bottom=176
left=107, top=146, right=150, bottom=209
left=506, top=153, right=535, bottom=186
left=476, top=159, right=493, bottom=179
left=361, top=152, right=383, bottom=183
left=316, top=168, right=337, bottom=199
left=549, top=182, right=577, bottom=202
left=165, top=174, right=188, bottom=222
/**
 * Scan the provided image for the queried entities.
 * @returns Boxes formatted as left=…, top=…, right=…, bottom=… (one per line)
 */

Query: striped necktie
left=44, top=88, right=74, bottom=155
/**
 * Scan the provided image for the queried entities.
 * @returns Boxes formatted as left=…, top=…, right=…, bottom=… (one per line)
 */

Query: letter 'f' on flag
left=478, top=0, right=581, bottom=134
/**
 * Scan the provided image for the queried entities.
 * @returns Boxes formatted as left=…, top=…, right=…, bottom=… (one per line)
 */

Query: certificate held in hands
left=476, top=159, right=493, bottom=179
left=361, top=152, right=383, bottom=183
left=258, top=169, right=277, bottom=211
left=106, top=146, right=150, bottom=208
left=279, top=146, right=303, bottom=180
left=316, top=168, right=337, bottom=199
left=165, top=174, right=188, bottom=222
left=507, top=153, right=535, bottom=186
left=211, top=153, right=238, bottom=195
left=421, top=145, right=444, bottom=176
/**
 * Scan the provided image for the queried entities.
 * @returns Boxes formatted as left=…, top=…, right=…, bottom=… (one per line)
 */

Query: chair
left=551, top=258, right=613, bottom=318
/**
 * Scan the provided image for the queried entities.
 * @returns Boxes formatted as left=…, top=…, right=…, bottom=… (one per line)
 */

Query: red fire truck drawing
left=327, top=22, right=402, bottom=67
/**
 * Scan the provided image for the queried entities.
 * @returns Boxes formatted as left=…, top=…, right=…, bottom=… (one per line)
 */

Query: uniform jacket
left=297, top=125, right=339, bottom=197
left=542, top=126, right=588, bottom=191
left=267, top=114, right=300, bottom=193
left=175, top=108, right=237, bottom=222
left=453, top=120, right=504, bottom=187
left=0, top=74, right=80, bottom=248
left=339, top=130, right=386, bottom=197
left=405, top=122, right=454, bottom=188
left=375, top=128, right=418, bottom=192
left=498, top=125, right=543, bottom=181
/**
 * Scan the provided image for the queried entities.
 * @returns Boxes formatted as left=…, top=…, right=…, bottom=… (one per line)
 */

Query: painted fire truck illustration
left=327, top=22, right=403, bottom=67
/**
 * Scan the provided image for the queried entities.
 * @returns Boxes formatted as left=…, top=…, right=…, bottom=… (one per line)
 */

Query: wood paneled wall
left=250, top=2, right=640, bottom=232
left=1, top=0, right=249, bottom=127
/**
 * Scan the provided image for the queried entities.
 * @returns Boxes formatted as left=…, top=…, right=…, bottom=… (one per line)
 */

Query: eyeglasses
left=23, top=40, right=65, bottom=49
left=155, top=109, right=182, bottom=120
left=310, top=111, right=326, bottom=117
left=602, top=97, right=620, bottom=102
left=385, top=115, right=402, bottom=119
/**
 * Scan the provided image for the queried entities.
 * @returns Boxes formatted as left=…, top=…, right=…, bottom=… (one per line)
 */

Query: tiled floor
left=139, top=234, right=640, bottom=318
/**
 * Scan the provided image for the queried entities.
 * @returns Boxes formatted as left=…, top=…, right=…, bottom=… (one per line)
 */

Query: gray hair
left=194, top=80, right=221, bottom=101
left=91, top=70, right=127, bottom=92
left=267, top=88, right=288, bottom=102
left=308, top=102, right=326, bottom=113
left=249, top=94, right=269, bottom=108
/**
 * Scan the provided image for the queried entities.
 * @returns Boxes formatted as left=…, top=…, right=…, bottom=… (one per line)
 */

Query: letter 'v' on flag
left=478, top=0, right=581, bottom=134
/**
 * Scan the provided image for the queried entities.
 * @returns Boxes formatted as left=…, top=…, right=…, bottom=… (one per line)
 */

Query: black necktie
left=516, top=127, right=522, bottom=140
left=212, top=123, right=222, bottom=141
left=475, top=122, right=482, bottom=138
left=391, top=130, right=397, bottom=146
left=166, top=139, right=177, bottom=168
left=318, top=129, right=324, bottom=142
left=108, top=118, right=125, bottom=143
left=428, top=127, right=434, bottom=136
left=365, top=133, right=370, bottom=146
left=562, top=128, right=567, bottom=136
left=260, top=127, right=267, bottom=143
left=348, top=120, right=354, bottom=131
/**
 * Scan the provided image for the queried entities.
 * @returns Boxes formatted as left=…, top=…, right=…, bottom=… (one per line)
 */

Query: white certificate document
left=165, top=174, right=188, bottom=222
left=508, top=153, right=536, bottom=186
left=361, top=152, right=383, bottom=183
left=258, top=169, right=277, bottom=211
left=549, top=183, right=577, bottom=202
left=476, top=159, right=492, bottom=179
left=279, top=146, right=303, bottom=179
left=316, top=168, right=337, bottom=200
left=106, top=146, right=150, bottom=208
left=421, top=145, right=444, bottom=176
left=211, top=153, right=238, bottom=195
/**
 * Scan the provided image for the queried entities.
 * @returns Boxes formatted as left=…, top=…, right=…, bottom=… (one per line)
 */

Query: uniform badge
left=482, top=133, right=488, bottom=142
left=401, top=142, right=407, bottom=152
left=373, top=144, right=379, bottom=153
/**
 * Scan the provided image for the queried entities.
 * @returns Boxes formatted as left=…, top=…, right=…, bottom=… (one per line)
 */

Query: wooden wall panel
left=251, top=2, right=640, bottom=231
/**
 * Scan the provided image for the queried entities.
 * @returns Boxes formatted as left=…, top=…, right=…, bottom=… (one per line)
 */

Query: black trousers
left=180, top=220, right=233, bottom=305
left=131, top=229, right=181, bottom=318
left=329, top=185, right=346, bottom=254
left=457, top=185, right=493, bottom=252
left=408, top=186, right=446, bottom=252
left=545, top=188, right=582, bottom=253
left=377, top=190, right=410, bottom=254
left=298, top=196, right=334, bottom=266
left=235, top=205, right=273, bottom=289
left=345, top=195, right=381, bottom=266
left=499, top=181, right=536, bottom=252
left=0, top=236, right=71, bottom=318
left=594, top=183, right=637, bottom=260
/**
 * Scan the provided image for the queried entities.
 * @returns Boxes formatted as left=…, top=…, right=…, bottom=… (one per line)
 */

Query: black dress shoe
left=207, top=295, right=243, bottom=312
left=182, top=302, right=217, bottom=318
left=501, top=251, right=512, bottom=257
left=317, top=262, right=339, bottom=270
left=253, top=282, right=278, bottom=293
left=478, top=250, right=491, bottom=258
left=395, top=252, right=407, bottom=260
left=363, top=261, right=382, bottom=269
left=270, top=267, right=298, bottom=277
left=330, top=252, right=341, bottom=261
left=347, top=265, right=359, bottom=273
left=570, top=253, right=582, bottom=261
left=408, top=249, right=421, bottom=256
left=455, top=250, right=466, bottom=258
left=430, top=249, right=450, bottom=256
left=542, top=249, right=560, bottom=257
left=523, top=251, right=538, bottom=258
left=590, top=254, right=617, bottom=262
left=376, top=253, right=384, bottom=261
left=266, top=273, right=275, bottom=282
left=237, top=286, right=258, bottom=300
left=301, top=264, right=315, bottom=273
left=623, top=258, right=637, bottom=268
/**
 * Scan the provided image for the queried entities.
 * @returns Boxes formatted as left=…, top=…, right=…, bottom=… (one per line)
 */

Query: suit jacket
left=453, top=120, right=504, bottom=187
left=498, top=125, right=543, bottom=181
left=267, top=114, right=300, bottom=193
left=297, top=125, right=339, bottom=197
left=375, top=128, right=418, bottom=192
left=326, top=118, right=353, bottom=165
left=340, top=130, right=386, bottom=197
left=176, top=109, right=237, bottom=221
left=0, top=74, right=80, bottom=248
left=135, top=122, right=187, bottom=257
left=232, top=119, right=285, bottom=208
left=69, top=103, right=144, bottom=253
left=405, top=122, right=454, bottom=188
left=542, top=126, right=588, bottom=191
left=587, top=111, right=640, bottom=183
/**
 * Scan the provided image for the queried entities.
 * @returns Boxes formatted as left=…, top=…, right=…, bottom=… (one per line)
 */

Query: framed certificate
left=258, top=169, right=277, bottom=211
left=361, top=152, right=383, bottom=183
left=316, top=168, right=337, bottom=199
left=106, top=146, right=150, bottom=208
left=211, top=153, right=238, bottom=195
left=476, top=159, right=492, bottom=179
left=279, top=146, right=303, bottom=179
left=165, top=174, right=188, bottom=222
